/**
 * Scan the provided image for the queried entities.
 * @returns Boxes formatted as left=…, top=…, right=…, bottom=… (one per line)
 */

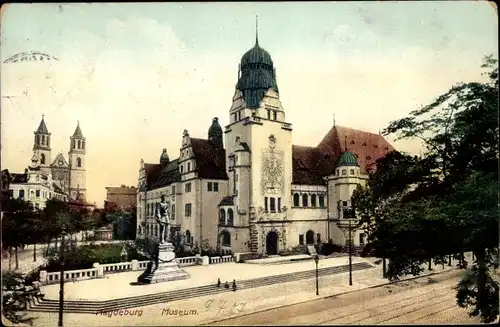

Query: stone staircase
left=28, top=262, right=373, bottom=314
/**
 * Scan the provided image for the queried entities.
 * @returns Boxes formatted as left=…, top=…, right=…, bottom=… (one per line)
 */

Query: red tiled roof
left=190, top=138, right=228, bottom=180
left=292, top=125, right=395, bottom=185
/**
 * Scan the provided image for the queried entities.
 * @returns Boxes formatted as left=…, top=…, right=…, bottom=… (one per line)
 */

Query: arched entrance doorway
left=306, top=230, right=315, bottom=244
left=266, top=231, right=278, bottom=255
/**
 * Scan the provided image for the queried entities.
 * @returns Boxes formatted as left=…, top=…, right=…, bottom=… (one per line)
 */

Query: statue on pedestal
left=155, top=195, right=170, bottom=243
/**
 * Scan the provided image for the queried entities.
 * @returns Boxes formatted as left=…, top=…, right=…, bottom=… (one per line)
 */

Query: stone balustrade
left=209, top=255, right=234, bottom=264
left=38, top=254, right=236, bottom=285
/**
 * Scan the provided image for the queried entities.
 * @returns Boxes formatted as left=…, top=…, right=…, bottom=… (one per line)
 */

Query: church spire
left=255, top=15, right=259, bottom=46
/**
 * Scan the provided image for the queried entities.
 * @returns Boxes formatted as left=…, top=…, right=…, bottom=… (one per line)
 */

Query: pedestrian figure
left=217, top=278, right=221, bottom=288
left=224, top=281, right=229, bottom=289
left=232, top=279, right=237, bottom=291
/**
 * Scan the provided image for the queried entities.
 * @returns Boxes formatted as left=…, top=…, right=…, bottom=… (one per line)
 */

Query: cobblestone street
left=208, top=270, right=491, bottom=325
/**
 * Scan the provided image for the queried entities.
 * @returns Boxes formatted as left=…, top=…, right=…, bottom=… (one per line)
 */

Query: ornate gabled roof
left=190, top=138, right=228, bottom=180
left=292, top=125, right=395, bottom=185
left=35, top=116, right=49, bottom=134
left=72, top=121, right=84, bottom=138
left=148, top=159, right=181, bottom=190
left=51, top=153, right=69, bottom=167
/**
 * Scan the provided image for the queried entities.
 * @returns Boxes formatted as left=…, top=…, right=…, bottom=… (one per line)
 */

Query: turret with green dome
left=208, top=117, right=223, bottom=148
left=336, top=151, right=359, bottom=168
left=235, top=16, right=279, bottom=109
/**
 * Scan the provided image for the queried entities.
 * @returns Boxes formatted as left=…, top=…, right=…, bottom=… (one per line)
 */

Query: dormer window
left=366, top=156, right=371, bottom=160
left=342, top=169, right=347, bottom=175
left=350, top=140, right=355, bottom=144
left=373, top=145, right=378, bottom=149
left=362, top=142, right=367, bottom=146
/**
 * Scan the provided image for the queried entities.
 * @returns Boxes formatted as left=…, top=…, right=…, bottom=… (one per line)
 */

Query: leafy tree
left=354, top=55, right=499, bottom=323
left=2, top=271, right=42, bottom=325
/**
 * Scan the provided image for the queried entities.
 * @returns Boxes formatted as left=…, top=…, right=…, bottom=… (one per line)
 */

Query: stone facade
left=136, top=36, right=395, bottom=254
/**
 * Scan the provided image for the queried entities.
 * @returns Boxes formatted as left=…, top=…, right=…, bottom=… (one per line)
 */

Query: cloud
left=1, top=16, right=495, bottom=205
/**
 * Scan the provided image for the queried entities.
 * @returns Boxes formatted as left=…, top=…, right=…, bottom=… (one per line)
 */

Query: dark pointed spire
left=35, top=115, right=49, bottom=134
left=72, top=120, right=84, bottom=138
left=255, top=15, right=259, bottom=46
left=333, top=114, right=336, bottom=126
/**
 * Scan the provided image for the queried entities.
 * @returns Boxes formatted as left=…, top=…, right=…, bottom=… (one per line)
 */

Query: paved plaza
left=25, top=255, right=472, bottom=326
left=40, top=255, right=372, bottom=301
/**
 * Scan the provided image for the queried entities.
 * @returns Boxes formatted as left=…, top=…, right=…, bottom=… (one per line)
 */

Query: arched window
left=35, top=135, right=40, bottom=145
left=293, top=193, right=300, bottom=207
left=319, top=195, right=325, bottom=207
left=302, top=194, right=308, bottom=207
left=227, top=209, right=234, bottom=226
left=221, top=230, right=231, bottom=246
left=40, top=153, right=46, bottom=165
left=82, top=141, right=85, bottom=150
left=78, top=140, right=81, bottom=149
left=42, top=135, right=45, bottom=144
left=185, top=230, right=191, bottom=244
left=76, top=157, right=82, bottom=167
left=311, top=194, right=317, bottom=207
left=306, top=230, right=315, bottom=244
left=219, top=209, right=226, bottom=224
left=187, top=162, right=191, bottom=171
left=71, top=139, right=75, bottom=149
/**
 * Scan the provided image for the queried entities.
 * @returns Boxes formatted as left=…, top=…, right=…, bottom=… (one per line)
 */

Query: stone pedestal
left=137, top=242, right=189, bottom=284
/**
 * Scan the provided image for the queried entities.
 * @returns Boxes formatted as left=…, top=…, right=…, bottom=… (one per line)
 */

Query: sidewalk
left=40, top=256, right=371, bottom=300
left=27, top=258, right=461, bottom=326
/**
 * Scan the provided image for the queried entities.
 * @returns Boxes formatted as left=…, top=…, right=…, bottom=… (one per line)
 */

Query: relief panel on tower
left=261, top=134, right=284, bottom=195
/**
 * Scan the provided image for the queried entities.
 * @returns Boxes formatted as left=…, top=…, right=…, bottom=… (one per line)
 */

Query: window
left=171, top=205, right=175, bottom=219
left=336, top=170, right=339, bottom=176
left=208, top=182, right=213, bottom=192
left=366, top=156, right=372, bottom=160
left=343, top=201, right=348, bottom=207
left=213, top=182, right=219, bottom=192
left=267, top=110, right=271, bottom=119
left=278, top=198, right=281, bottom=211
left=154, top=225, right=158, bottom=237
left=187, top=162, right=191, bottom=171
left=221, top=231, right=231, bottom=246
left=146, top=204, right=150, bottom=216
left=272, top=111, right=277, bottom=121
left=185, top=203, right=192, bottom=217
left=319, top=195, right=325, bottom=207
left=219, top=209, right=226, bottom=224
left=293, top=193, right=299, bottom=207
left=82, top=141, right=85, bottom=149
left=311, top=194, right=317, bottom=207
left=238, top=111, right=242, bottom=121
left=342, top=169, right=347, bottom=175
left=40, top=153, right=46, bottom=165
left=71, top=139, right=75, bottom=149
left=270, top=198, right=276, bottom=212
left=227, top=209, right=234, bottom=226
left=299, top=234, right=304, bottom=245
left=185, top=183, right=191, bottom=193
left=36, top=190, right=40, bottom=198
left=233, top=113, right=237, bottom=122
left=180, top=166, right=184, bottom=174
left=264, top=197, right=268, bottom=212
left=185, top=230, right=191, bottom=244
left=36, top=135, right=40, bottom=145
left=317, top=233, right=321, bottom=243
left=172, top=185, right=176, bottom=194
left=76, top=157, right=82, bottom=168
left=302, top=194, right=308, bottom=207
left=350, top=169, right=354, bottom=175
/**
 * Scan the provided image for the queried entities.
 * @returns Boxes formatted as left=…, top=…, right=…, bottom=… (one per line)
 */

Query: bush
left=44, top=243, right=148, bottom=272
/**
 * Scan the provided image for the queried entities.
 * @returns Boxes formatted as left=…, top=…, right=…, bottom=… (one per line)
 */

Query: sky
left=1, top=2, right=498, bottom=206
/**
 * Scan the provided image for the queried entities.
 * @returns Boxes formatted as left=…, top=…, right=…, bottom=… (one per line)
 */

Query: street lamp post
left=314, top=254, right=319, bottom=295
left=58, top=228, right=67, bottom=327
left=348, top=220, right=353, bottom=286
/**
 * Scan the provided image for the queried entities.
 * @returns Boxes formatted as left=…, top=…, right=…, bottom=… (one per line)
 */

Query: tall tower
left=32, top=115, right=52, bottom=175
left=68, top=121, right=86, bottom=201
left=224, top=17, right=293, bottom=254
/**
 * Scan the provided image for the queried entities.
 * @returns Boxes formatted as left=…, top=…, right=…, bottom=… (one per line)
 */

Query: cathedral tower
left=68, top=121, right=86, bottom=201
left=32, top=115, right=52, bottom=175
